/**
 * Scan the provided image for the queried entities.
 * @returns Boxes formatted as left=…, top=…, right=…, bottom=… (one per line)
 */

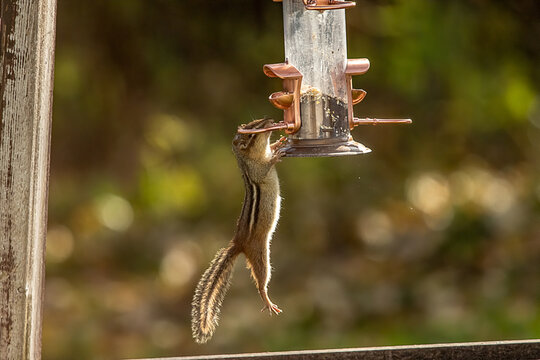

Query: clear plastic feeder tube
left=283, top=0, right=349, bottom=142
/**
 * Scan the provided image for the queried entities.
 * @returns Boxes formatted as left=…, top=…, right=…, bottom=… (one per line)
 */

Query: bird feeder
left=238, top=0, right=411, bottom=157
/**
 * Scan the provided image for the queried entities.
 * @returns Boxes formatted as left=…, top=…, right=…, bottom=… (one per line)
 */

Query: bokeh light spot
left=140, top=166, right=207, bottom=216
left=145, top=114, right=192, bottom=155
left=159, top=242, right=198, bottom=289
left=407, top=172, right=454, bottom=230
left=46, top=225, right=75, bottom=263
left=357, top=210, right=394, bottom=247
left=504, top=76, right=535, bottom=120
left=95, top=194, right=134, bottom=232
left=407, top=173, right=451, bottom=215
left=479, top=177, right=516, bottom=216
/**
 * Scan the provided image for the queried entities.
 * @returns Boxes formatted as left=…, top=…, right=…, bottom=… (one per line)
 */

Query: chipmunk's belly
left=255, top=190, right=279, bottom=232
left=250, top=173, right=280, bottom=242
left=267, top=194, right=281, bottom=239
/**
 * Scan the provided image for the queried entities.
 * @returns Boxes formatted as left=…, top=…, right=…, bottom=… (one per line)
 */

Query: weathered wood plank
left=133, top=339, right=540, bottom=360
left=0, top=0, right=57, bottom=359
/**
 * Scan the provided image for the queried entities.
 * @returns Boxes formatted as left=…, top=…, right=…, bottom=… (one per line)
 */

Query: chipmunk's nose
left=262, top=118, right=275, bottom=128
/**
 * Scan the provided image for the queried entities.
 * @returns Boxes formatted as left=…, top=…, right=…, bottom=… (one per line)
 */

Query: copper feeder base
left=281, top=137, right=371, bottom=157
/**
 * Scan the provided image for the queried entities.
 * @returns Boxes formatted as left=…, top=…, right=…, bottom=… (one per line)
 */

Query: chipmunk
left=191, top=118, right=286, bottom=344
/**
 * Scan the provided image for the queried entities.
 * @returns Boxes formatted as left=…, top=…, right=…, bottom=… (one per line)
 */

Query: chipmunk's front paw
left=270, top=136, right=287, bottom=152
left=271, top=147, right=287, bottom=165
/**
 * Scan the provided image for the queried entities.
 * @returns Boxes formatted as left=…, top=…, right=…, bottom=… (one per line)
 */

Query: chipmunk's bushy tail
left=191, top=243, right=240, bottom=344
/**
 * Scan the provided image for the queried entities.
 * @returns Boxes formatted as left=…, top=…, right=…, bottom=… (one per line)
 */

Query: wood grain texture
left=0, top=0, right=57, bottom=359
left=132, top=340, right=540, bottom=360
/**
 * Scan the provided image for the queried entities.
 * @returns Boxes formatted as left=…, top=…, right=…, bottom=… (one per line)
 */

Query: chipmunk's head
left=232, top=118, right=273, bottom=158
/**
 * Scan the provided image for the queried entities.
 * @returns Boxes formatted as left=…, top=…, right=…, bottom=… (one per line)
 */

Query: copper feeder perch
left=239, top=0, right=411, bottom=157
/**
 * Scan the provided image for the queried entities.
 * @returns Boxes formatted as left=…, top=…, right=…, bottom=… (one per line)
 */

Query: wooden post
left=0, top=0, right=57, bottom=359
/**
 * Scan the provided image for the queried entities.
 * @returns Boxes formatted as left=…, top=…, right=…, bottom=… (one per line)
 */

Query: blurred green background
left=44, top=0, right=540, bottom=359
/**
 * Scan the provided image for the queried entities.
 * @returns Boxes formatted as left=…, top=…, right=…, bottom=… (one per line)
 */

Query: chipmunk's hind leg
left=244, top=246, right=282, bottom=315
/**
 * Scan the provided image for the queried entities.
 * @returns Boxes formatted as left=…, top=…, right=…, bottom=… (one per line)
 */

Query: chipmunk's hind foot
left=261, top=299, right=282, bottom=315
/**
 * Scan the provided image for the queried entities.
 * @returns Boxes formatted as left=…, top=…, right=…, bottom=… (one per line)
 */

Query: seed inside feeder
left=298, top=87, right=349, bottom=140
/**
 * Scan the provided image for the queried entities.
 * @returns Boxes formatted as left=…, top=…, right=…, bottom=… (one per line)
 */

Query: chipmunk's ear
left=233, top=133, right=255, bottom=150
left=232, top=135, right=244, bottom=150
left=243, top=134, right=256, bottom=149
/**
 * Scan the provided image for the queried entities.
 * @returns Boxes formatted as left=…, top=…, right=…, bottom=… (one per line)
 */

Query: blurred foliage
left=44, top=0, right=540, bottom=359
